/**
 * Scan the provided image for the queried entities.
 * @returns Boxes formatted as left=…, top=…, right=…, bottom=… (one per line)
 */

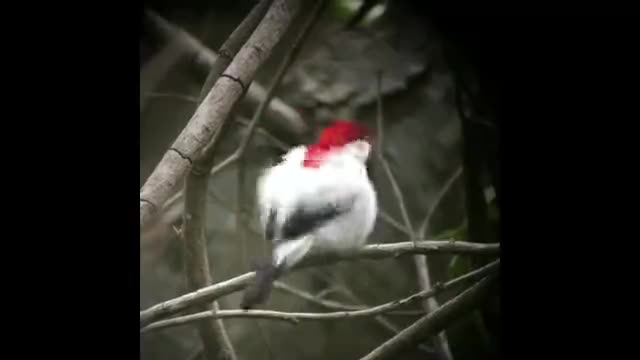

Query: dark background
left=2, top=1, right=634, bottom=359
left=140, top=1, right=499, bottom=359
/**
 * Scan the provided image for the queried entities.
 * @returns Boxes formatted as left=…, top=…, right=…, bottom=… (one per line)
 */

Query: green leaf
left=328, top=0, right=361, bottom=21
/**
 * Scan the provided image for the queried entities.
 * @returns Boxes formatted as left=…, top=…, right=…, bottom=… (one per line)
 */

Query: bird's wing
left=256, top=145, right=308, bottom=239
left=257, top=149, right=362, bottom=243
left=256, top=169, right=277, bottom=241
left=270, top=181, right=357, bottom=269
left=279, top=196, right=352, bottom=240
left=279, top=176, right=358, bottom=240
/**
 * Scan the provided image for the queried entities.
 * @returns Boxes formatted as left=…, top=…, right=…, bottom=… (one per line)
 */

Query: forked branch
left=359, top=275, right=497, bottom=360
left=141, top=260, right=499, bottom=333
left=140, top=0, right=303, bottom=230
left=140, top=240, right=499, bottom=327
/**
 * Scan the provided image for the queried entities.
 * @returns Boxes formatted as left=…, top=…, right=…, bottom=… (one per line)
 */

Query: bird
left=240, top=119, right=378, bottom=309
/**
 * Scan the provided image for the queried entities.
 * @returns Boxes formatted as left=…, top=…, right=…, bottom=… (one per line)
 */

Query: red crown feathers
left=303, top=120, right=370, bottom=168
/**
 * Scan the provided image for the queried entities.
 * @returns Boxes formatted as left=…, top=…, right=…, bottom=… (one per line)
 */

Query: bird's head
left=303, top=119, right=372, bottom=168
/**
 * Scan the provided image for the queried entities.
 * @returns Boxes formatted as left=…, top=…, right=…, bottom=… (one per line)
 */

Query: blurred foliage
left=140, top=1, right=500, bottom=359
left=327, top=0, right=360, bottom=22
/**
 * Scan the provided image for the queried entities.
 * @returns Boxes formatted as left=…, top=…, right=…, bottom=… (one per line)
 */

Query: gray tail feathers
left=240, top=257, right=283, bottom=310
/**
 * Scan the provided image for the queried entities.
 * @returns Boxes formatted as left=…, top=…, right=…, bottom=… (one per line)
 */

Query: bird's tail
left=240, top=257, right=282, bottom=310
left=241, top=237, right=313, bottom=309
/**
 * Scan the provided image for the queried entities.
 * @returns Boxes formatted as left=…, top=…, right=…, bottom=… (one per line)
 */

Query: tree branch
left=377, top=210, right=412, bottom=236
left=359, top=274, right=497, bottom=360
left=417, top=166, right=464, bottom=238
left=188, top=0, right=272, bottom=169
left=273, top=281, right=424, bottom=316
left=375, top=72, right=453, bottom=359
left=140, top=0, right=303, bottom=230
left=179, top=3, right=278, bottom=359
left=196, top=0, right=273, bottom=104
left=324, top=279, right=428, bottom=352
left=144, top=6, right=308, bottom=139
left=140, top=38, right=186, bottom=113
left=208, top=0, right=326, bottom=179
left=413, top=166, right=463, bottom=360
left=374, top=75, right=414, bottom=244
left=141, top=260, right=499, bottom=333
left=154, top=0, right=324, bottom=231
left=234, top=116, right=288, bottom=151
left=140, top=240, right=499, bottom=327
left=146, top=92, right=198, bottom=103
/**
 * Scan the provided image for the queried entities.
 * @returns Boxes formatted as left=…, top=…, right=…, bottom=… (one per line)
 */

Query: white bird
left=241, top=120, right=378, bottom=309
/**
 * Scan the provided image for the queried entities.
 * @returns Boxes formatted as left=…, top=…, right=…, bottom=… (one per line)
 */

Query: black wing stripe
left=280, top=203, right=350, bottom=240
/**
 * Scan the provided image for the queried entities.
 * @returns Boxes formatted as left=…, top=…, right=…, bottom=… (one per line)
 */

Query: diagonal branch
left=207, top=0, right=326, bottom=179
left=417, top=166, right=464, bottom=238
left=378, top=210, right=412, bottom=236
left=179, top=1, right=329, bottom=358
left=273, top=281, right=424, bottom=316
left=140, top=0, right=303, bottom=231
left=146, top=92, right=198, bottom=103
left=234, top=116, right=289, bottom=151
left=359, top=274, right=497, bottom=360
left=195, top=0, right=273, bottom=104
left=412, top=166, right=464, bottom=360
left=140, top=240, right=499, bottom=327
left=179, top=2, right=276, bottom=359
left=324, top=279, right=428, bottom=353
left=144, top=6, right=307, bottom=138
left=141, top=260, right=499, bottom=333
left=374, top=76, right=415, bottom=243
left=140, top=38, right=185, bottom=113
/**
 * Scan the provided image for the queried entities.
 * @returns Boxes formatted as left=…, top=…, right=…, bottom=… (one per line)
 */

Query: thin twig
left=415, top=166, right=464, bottom=360
left=376, top=160, right=414, bottom=239
left=140, top=37, right=185, bottom=112
left=378, top=210, right=412, bottom=236
left=140, top=0, right=303, bottom=230
left=417, top=166, right=464, bottom=238
left=141, top=260, right=499, bottom=333
left=330, top=280, right=405, bottom=338
left=144, top=6, right=307, bottom=138
left=143, top=90, right=289, bottom=151
left=146, top=92, right=199, bottom=103
left=331, top=282, right=436, bottom=354
left=373, top=72, right=416, bottom=240
left=412, top=255, right=452, bottom=357
left=375, top=72, right=453, bottom=359
left=234, top=116, right=289, bottom=151
left=273, top=281, right=424, bottom=315
left=278, top=271, right=429, bottom=354
left=140, top=240, right=499, bottom=327
left=359, top=275, right=497, bottom=360
left=236, top=157, right=249, bottom=270
left=374, top=73, right=415, bottom=244
left=314, top=286, right=341, bottom=300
